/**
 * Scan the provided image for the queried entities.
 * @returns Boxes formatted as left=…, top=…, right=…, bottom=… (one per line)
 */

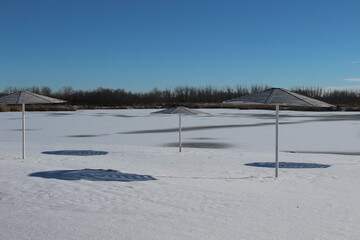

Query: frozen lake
left=1, top=108, right=360, bottom=154
left=0, top=109, right=360, bottom=240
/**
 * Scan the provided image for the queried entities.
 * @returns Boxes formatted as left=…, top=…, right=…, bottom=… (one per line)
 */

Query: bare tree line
left=1, top=85, right=360, bottom=107
left=291, top=87, right=360, bottom=106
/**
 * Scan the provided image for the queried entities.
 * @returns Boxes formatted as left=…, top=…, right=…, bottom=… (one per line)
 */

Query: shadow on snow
left=42, top=150, right=109, bottom=156
left=121, top=114, right=360, bottom=134
left=245, top=162, right=331, bottom=169
left=162, top=142, right=233, bottom=149
left=284, top=150, right=360, bottom=156
left=29, top=169, right=157, bottom=182
left=65, top=134, right=110, bottom=138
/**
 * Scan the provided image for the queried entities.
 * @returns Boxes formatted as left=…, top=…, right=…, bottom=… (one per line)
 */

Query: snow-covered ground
left=0, top=109, right=360, bottom=239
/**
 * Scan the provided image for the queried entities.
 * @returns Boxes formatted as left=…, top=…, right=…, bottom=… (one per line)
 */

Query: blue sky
left=1, top=0, right=360, bottom=92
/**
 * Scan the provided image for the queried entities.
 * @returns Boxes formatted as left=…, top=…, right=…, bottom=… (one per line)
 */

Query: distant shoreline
left=2, top=86, right=360, bottom=111
left=2, top=103, right=360, bottom=112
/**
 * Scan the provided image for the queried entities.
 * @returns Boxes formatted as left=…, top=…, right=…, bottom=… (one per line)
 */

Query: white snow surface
left=0, top=109, right=360, bottom=240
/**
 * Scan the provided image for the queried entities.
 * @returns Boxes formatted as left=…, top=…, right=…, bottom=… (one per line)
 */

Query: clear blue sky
left=1, top=0, right=360, bottom=92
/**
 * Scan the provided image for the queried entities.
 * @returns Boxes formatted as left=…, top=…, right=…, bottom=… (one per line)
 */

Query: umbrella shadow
left=42, top=150, right=109, bottom=156
left=113, top=114, right=136, bottom=118
left=245, top=162, right=331, bottom=168
left=47, top=113, right=75, bottom=116
left=29, top=169, right=157, bottom=182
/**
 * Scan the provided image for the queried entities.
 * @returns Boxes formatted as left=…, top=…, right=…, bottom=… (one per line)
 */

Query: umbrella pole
left=22, top=103, right=26, bottom=159
left=179, top=114, right=182, bottom=152
left=275, top=104, right=279, bottom=177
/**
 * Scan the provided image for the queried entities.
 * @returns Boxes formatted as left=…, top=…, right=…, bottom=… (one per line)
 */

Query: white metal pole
left=22, top=103, right=25, bottom=159
left=179, top=114, right=182, bottom=152
left=275, top=104, right=279, bottom=177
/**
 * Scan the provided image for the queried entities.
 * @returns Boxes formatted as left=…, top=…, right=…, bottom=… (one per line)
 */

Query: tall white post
left=275, top=104, right=279, bottom=178
left=179, top=114, right=182, bottom=152
left=22, top=103, right=26, bottom=159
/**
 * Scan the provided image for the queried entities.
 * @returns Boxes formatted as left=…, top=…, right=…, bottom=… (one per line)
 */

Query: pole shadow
left=162, top=142, right=233, bottom=149
left=65, top=134, right=110, bottom=138
left=245, top=162, right=331, bottom=169
left=284, top=150, right=360, bottom=156
left=42, top=150, right=109, bottom=156
left=29, top=169, right=157, bottom=182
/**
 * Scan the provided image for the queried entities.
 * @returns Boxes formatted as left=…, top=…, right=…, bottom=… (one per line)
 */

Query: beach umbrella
left=224, top=88, right=333, bottom=177
left=152, top=106, right=208, bottom=152
left=0, top=91, right=66, bottom=159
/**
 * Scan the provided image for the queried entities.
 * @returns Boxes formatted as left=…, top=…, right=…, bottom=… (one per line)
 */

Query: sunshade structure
left=224, top=88, right=334, bottom=177
left=0, top=91, right=66, bottom=159
left=152, top=106, right=208, bottom=152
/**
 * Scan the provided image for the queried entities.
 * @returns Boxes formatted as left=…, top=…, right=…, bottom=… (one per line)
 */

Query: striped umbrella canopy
left=0, top=91, right=66, bottom=159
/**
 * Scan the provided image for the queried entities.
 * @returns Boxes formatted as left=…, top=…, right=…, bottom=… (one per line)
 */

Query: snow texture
left=0, top=109, right=359, bottom=240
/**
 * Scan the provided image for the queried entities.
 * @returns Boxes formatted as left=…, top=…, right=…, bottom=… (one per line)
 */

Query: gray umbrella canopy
left=153, top=106, right=207, bottom=115
left=152, top=107, right=208, bottom=152
left=0, top=91, right=66, bottom=159
left=224, top=88, right=334, bottom=107
left=0, top=91, right=66, bottom=105
left=224, top=88, right=333, bottom=178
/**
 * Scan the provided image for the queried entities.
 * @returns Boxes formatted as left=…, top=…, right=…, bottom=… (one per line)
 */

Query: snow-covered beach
left=1, top=109, right=360, bottom=239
